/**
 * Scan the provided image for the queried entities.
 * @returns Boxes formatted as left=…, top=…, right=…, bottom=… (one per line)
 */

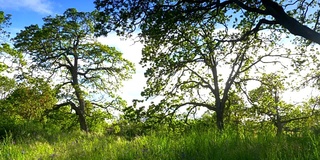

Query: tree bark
left=71, top=60, right=89, bottom=132
left=274, top=89, right=282, bottom=136
left=215, top=101, right=224, bottom=131
left=78, top=110, right=88, bottom=132
left=276, top=122, right=283, bottom=136
left=262, top=0, right=320, bottom=45
left=69, top=100, right=88, bottom=132
left=74, top=89, right=88, bottom=132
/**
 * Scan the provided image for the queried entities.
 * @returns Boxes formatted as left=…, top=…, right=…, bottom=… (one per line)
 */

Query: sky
left=1, top=0, right=96, bottom=35
left=0, top=0, right=147, bottom=105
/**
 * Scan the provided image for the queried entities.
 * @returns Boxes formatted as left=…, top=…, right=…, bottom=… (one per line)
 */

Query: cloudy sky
left=1, top=0, right=147, bottom=105
left=1, top=0, right=96, bottom=34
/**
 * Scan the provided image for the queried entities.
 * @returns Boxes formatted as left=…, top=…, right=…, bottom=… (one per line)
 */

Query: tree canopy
left=94, top=0, right=318, bottom=130
left=13, top=8, right=135, bottom=132
left=94, top=0, right=320, bottom=45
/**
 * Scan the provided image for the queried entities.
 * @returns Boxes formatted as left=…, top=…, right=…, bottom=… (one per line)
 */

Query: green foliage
left=5, top=79, right=56, bottom=120
left=224, top=91, right=247, bottom=127
left=1, top=125, right=320, bottom=159
left=0, top=11, right=24, bottom=77
left=0, top=78, right=57, bottom=138
left=13, top=8, right=135, bottom=131
left=44, top=105, right=79, bottom=132
left=0, top=76, right=15, bottom=99
left=248, top=73, right=317, bottom=135
left=95, top=0, right=320, bottom=45
left=0, top=11, right=11, bottom=40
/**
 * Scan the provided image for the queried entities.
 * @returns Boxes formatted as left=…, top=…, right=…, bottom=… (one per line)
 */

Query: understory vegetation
left=1, top=122, right=320, bottom=160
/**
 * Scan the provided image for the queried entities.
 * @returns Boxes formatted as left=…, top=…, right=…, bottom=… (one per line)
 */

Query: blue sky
left=0, top=0, right=96, bottom=36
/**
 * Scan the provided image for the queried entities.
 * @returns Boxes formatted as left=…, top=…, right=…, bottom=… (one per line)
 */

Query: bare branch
left=214, top=19, right=277, bottom=42
left=186, top=66, right=216, bottom=94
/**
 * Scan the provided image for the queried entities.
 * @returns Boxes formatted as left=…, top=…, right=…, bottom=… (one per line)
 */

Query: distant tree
left=14, top=8, right=135, bottom=132
left=223, top=91, right=247, bottom=128
left=248, top=73, right=317, bottom=135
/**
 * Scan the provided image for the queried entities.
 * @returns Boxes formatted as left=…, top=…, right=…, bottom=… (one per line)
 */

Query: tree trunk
left=275, top=111, right=284, bottom=136
left=216, top=110, right=224, bottom=131
left=76, top=94, right=88, bottom=132
left=276, top=123, right=283, bottom=136
left=78, top=110, right=88, bottom=132
left=77, top=92, right=88, bottom=132
left=215, top=101, right=225, bottom=131
left=71, top=64, right=89, bottom=132
left=274, top=89, right=282, bottom=136
left=71, top=101, right=88, bottom=132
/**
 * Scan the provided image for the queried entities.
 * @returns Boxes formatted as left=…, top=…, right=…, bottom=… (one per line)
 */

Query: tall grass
left=0, top=127, right=319, bottom=159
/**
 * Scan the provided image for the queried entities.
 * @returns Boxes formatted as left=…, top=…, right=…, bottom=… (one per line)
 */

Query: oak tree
left=136, top=16, right=287, bottom=130
left=248, top=73, right=317, bottom=135
left=14, top=8, right=135, bottom=132
left=95, top=0, right=320, bottom=131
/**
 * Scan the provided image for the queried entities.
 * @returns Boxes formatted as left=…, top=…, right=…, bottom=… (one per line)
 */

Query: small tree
left=3, top=78, right=57, bottom=120
left=248, top=73, right=316, bottom=135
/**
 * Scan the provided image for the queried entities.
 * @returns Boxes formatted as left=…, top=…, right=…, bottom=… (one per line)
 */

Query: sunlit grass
left=0, top=127, right=319, bottom=159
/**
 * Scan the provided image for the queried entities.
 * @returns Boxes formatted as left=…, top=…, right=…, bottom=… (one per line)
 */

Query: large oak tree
left=94, top=0, right=308, bottom=130
left=14, top=8, right=135, bottom=132
left=133, top=11, right=289, bottom=130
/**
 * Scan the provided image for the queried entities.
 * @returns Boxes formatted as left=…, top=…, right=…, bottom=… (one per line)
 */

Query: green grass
left=0, top=128, right=319, bottom=160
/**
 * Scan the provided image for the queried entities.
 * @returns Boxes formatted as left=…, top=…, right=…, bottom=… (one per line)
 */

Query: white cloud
left=0, top=0, right=53, bottom=14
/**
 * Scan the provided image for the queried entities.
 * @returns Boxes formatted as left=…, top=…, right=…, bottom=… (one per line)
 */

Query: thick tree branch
left=43, top=101, right=79, bottom=117
left=232, top=0, right=269, bottom=15
left=171, top=101, right=216, bottom=111
left=281, top=103, right=317, bottom=124
left=186, top=66, right=216, bottom=94
left=78, top=67, right=121, bottom=77
left=262, top=0, right=320, bottom=45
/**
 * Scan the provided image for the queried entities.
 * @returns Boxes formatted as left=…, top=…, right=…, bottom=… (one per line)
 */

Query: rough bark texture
left=71, top=55, right=88, bottom=132
left=78, top=110, right=88, bottom=132
left=216, top=102, right=224, bottom=131
left=69, top=100, right=88, bottom=132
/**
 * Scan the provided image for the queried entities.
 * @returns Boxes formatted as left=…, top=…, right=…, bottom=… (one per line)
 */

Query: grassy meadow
left=1, top=126, right=319, bottom=160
